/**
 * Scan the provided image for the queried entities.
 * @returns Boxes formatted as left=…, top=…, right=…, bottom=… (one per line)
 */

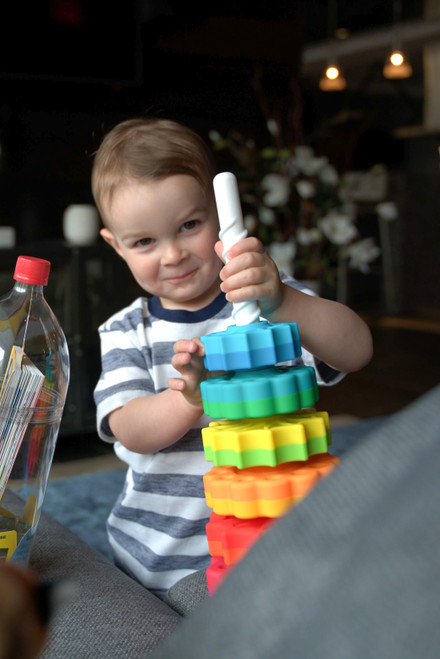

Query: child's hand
left=215, top=237, right=283, bottom=318
left=169, top=338, right=207, bottom=410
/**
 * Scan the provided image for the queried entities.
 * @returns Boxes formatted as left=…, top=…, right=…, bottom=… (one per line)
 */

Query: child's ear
left=100, top=228, right=124, bottom=259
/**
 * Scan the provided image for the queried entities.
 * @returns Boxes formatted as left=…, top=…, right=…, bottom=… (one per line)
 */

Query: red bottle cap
left=13, top=256, right=51, bottom=285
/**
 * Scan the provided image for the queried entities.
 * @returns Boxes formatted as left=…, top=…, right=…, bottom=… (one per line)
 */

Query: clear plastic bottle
left=0, top=256, right=70, bottom=564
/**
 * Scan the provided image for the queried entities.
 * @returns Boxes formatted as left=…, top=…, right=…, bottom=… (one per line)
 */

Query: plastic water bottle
left=0, top=256, right=70, bottom=564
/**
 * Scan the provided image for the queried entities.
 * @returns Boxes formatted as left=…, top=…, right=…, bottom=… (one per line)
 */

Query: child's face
left=101, top=175, right=222, bottom=310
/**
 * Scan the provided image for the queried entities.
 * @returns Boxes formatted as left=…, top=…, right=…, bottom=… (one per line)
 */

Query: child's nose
left=161, top=240, right=185, bottom=265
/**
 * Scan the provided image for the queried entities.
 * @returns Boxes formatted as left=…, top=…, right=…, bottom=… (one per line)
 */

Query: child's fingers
left=220, top=264, right=267, bottom=294
left=224, top=236, right=264, bottom=260
left=168, top=377, right=185, bottom=392
left=190, top=337, right=205, bottom=356
left=216, top=237, right=263, bottom=265
left=214, top=240, right=224, bottom=262
left=222, top=284, right=263, bottom=304
left=173, top=339, right=198, bottom=354
left=171, top=352, right=192, bottom=372
left=220, top=251, right=266, bottom=282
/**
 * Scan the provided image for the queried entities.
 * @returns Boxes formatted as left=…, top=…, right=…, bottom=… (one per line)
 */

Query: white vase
left=0, top=226, right=16, bottom=248
left=63, top=204, right=100, bottom=246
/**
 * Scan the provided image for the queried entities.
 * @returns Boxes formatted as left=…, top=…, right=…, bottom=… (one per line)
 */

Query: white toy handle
left=213, top=172, right=260, bottom=325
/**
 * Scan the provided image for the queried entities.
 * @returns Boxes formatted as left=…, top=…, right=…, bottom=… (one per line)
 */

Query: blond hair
left=92, top=117, right=217, bottom=223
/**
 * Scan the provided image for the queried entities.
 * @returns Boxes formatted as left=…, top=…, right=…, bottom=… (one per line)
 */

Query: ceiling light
left=319, top=63, right=347, bottom=91
left=383, top=50, right=413, bottom=79
left=383, top=0, right=412, bottom=80
left=319, top=0, right=347, bottom=91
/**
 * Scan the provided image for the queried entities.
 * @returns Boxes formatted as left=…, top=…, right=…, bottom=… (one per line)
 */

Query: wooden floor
left=50, top=315, right=440, bottom=477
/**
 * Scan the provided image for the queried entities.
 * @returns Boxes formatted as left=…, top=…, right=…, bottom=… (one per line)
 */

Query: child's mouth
left=166, top=269, right=197, bottom=284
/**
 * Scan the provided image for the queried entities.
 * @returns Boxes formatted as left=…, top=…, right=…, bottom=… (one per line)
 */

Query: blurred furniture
left=30, top=507, right=184, bottom=657
left=336, top=169, right=402, bottom=314
left=336, top=208, right=401, bottom=314
left=24, top=385, right=440, bottom=658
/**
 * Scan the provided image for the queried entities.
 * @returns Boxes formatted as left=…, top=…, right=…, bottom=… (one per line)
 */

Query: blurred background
left=0, top=0, right=438, bottom=448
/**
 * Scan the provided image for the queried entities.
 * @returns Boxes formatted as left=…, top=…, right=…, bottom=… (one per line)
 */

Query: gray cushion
left=165, top=569, right=209, bottom=616
left=30, top=512, right=182, bottom=658
left=150, top=386, right=440, bottom=659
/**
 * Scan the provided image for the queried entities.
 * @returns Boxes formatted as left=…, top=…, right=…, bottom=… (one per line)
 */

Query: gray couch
left=32, top=385, right=440, bottom=658
left=31, top=511, right=208, bottom=657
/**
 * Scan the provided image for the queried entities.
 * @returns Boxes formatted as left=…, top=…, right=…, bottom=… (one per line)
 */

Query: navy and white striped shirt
left=94, top=275, right=343, bottom=598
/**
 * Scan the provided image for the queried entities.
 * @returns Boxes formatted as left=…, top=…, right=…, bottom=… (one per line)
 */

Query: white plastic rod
left=213, top=172, right=260, bottom=325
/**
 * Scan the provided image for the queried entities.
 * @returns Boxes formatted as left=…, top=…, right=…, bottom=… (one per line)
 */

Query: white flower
left=293, top=146, right=328, bottom=176
left=268, top=240, right=296, bottom=276
left=244, top=214, right=258, bottom=233
left=296, top=227, right=322, bottom=246
left=267, top=119, right=280, bottom=136
left=286, top=158, right=300, bottom=178
left=344, top=238, right=381, bottom=273
left=209, top=130, right=222, bottom=143
left=376, top=201, right=398, bottom=221
left=341, top=201, right=358, bottom=219
left=258, top=205, right=276, bottom=226
left=318, top=210, right=358, bottom=245
left=296, top=180, right=316, bottom=199
left=293, top=145, right=314, bottom=162
left=319, top=164, right=339, bottom=186
left=261, top=173, right=290, bottom=207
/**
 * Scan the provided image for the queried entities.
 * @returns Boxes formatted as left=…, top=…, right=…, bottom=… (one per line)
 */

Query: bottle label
left=0, top=529, right=17, bottom=562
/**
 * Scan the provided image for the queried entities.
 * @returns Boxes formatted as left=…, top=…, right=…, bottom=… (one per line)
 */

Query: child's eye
left=181, top=220, right=199, bottom=232
left=135, top=237, right=154, bottom=247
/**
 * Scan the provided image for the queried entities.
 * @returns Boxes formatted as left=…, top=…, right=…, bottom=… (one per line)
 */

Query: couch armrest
left=30, top=510, right=181, bottom=658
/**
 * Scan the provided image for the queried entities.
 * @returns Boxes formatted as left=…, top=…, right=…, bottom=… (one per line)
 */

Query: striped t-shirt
left=94, top=276, right=343, bottom=598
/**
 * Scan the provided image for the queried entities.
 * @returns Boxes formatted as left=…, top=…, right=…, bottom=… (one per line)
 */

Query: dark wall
left=0, top=58, right=300, bottom=244
left=400, top=136, right=440, bottom=317
left=0, top=4, right=437, bottom=316
left=0, top=81, right=147, bottom=242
